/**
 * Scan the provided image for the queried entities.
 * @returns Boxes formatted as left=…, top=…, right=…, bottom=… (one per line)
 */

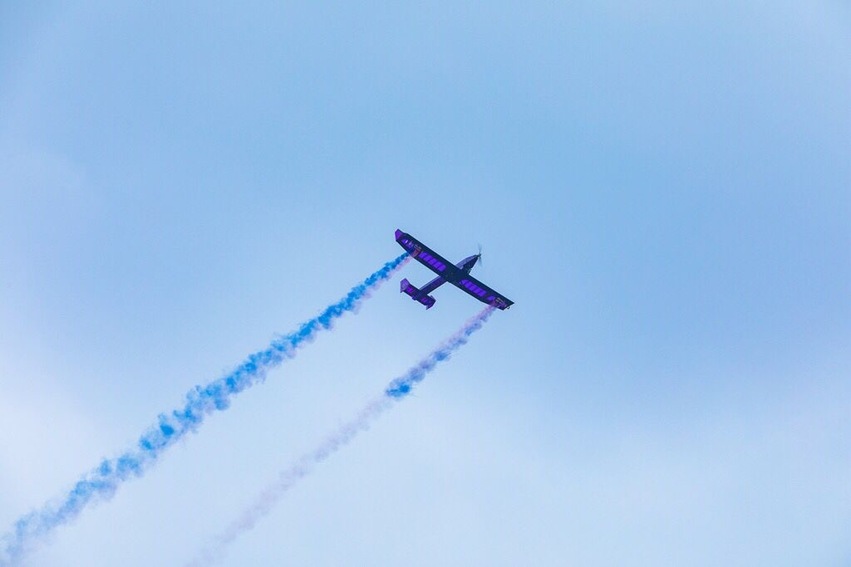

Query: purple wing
left=451, top=273, right=514, bottom=310
left=395, top=230, right=460, bottom=279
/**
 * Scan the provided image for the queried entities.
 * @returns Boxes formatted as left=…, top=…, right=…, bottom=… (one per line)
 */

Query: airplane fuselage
left=412, top=254, right=478, bottom=299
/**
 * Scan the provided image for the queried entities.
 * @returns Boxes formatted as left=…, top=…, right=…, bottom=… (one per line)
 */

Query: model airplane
left=394, top=229, right=514, bottom=310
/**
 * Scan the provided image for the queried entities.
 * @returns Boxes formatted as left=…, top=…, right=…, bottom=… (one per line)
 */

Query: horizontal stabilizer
left=400, top=278, right=436, bottom=309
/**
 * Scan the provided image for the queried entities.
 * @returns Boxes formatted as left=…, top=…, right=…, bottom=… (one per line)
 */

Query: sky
left=0, top=1, right=849, bottom=565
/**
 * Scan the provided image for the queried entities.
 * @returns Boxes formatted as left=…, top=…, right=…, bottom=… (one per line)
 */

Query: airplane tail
left=400, top=278, right=436, bottom=310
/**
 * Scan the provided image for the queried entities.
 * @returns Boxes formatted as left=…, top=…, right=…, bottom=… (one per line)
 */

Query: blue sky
left=1, top=2, right=849, bottom=565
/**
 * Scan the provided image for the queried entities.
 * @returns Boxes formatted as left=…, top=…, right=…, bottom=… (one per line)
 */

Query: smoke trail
left=0, top=253, right=409, bottom=566
left=188, top=305, right=496, bottom=566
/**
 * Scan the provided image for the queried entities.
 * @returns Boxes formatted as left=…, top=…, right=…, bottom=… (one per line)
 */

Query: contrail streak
left=188, top=305, right=496, bottom=566
left=0, top=253, right=409, bottom=566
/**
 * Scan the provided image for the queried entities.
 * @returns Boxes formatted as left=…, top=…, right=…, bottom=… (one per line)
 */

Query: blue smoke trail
left=0, top=253, right=409, bottom=566
left=188, top=305, right=496, bottom=566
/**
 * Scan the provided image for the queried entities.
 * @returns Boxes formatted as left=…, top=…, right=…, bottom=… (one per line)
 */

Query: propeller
left=477, top=243, right=483, bottom=267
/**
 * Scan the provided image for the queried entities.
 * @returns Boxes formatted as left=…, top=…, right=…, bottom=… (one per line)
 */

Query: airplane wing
left=450, top=273, right=514, bottom=310
left=395, top=230, right=461, bottom=279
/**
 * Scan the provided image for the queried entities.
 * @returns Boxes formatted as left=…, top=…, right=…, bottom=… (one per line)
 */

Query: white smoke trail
left=188, top=305, right=496, bottom=566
